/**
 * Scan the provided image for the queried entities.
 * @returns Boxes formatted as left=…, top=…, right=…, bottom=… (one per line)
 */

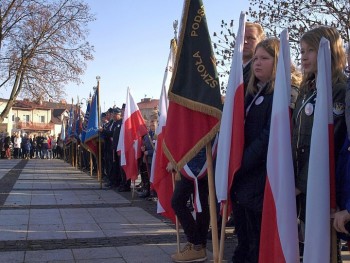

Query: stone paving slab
left=0, top=159, right=348, bottom=262
left=0, top=159, right=187, bottom=262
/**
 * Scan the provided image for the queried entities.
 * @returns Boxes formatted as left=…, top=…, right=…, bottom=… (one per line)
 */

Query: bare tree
left=212, top=20, right=236, bottom=94
left=212, top=1, right=350, bottom=93
left=248, top=0, right=350, bottom=60
left=0, top=0, right=95, bottom=123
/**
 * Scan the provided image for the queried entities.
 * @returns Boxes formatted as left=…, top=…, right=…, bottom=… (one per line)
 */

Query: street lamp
left=80, top=97, right=90, bottom=106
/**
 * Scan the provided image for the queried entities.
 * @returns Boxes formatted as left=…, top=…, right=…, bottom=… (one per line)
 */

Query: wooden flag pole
left=76, top=143, right=78, bottom=168
left=330, top=219, right=338, bottom=262
left=131, top=180, right=135, bottom=204
left=71, top=143, right=74, bottom=166
left=206, top=143, right=219, bottom=263
left=63, top=142, right=66, bottom=162
left=172, top=171, right=180, bottom=253
left=219, top=202, right=228, bottom=262
left=96, top=76, right=102, bottom=189
left=90, top=152, right=93, bottom=176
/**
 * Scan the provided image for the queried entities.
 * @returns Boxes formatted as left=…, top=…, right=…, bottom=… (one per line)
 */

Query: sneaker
left=171, top=242, right=207, bottom=262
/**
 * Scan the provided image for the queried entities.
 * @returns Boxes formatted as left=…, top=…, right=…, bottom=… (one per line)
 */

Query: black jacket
left=292, top=79, right=346, bottom=194
left=345, top=77, right=350, bottom=140
left=243, top=61, right=252, bottom=93
left=112, top=119, right=123, bottom=150
left=232, top=84, right=273, bottom=212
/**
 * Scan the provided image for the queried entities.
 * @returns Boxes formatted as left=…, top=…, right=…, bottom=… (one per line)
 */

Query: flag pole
left=171, top=23, right=180, bottom=254
left=96, top=76, right=102, bottom=189
left=76, top=98, right=80, bottom=168
left=90, top=152, right=93, bottom=176
left=71, top=98, right=75, bottom=167
left=75, top=103, right=80, bottom=169
left=206, top=142, right=219, bottom=263
left=63, top=143, right=66, bottom=161
left=330, top=221, right=338, bottom=262
left=219, top=201, right=228, bottom=262
left=172, top=171, right=181, bottom=253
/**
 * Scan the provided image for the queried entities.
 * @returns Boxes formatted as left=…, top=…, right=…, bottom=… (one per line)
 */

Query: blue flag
left=84, top=88, right=99, bottom=157
left=81, top=100, right=91, bottom=144
left=66, top=105, right=74, bottom=143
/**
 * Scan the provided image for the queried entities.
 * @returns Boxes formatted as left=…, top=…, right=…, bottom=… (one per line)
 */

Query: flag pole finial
left=173, top=20, right=178, bottom=39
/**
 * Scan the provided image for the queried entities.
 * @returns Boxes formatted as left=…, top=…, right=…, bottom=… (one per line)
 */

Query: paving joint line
left=0, top=160, right=28, bottom=206
left=0, top=203, right=131, bottom=210
left=0, top=235, right=186, bottom=252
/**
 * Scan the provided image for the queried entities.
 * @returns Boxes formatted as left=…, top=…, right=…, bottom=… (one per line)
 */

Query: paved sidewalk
left=0, top=159, right=209, bottom=263
left=0, top=159, right=349, bottom=262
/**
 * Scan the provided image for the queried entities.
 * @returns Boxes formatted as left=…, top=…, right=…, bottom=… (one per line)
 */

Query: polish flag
left=259, top=29, right=299, bottom=263
left=117, top=87, right=148, bottom=181
left=215, top=12, right=245, bottom=205
left=151, top=39, right=176, bottom=223
left=303, top=37, right=334, bottom=263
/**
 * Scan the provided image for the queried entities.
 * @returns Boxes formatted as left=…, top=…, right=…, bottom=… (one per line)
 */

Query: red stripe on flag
left=85, top=139, right=98, bottom=158
left=152, top=131, right=176, bottom=223
left=227, top=82, right=245, bottom=191
left=259, top=178, right=285, bottom=263
left=122, top=110, right=148, bottom=181
left=164, top=102, right=219, bottom=165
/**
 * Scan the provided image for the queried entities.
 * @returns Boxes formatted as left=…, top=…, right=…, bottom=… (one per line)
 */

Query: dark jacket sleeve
left=346, top=79, right=350, bottom=140
left=333, top=83, right=347, bottom=161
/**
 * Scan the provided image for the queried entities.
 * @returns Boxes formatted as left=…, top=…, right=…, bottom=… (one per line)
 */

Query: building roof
left=1, top=98, right=73, bottom=111
left=137, top=98, right=159, bottom=110
left=51, top=109, right=67, bottom=124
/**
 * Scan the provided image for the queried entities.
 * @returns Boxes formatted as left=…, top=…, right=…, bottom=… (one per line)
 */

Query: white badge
left=333, top=102, right=345, bottom=116
left=255, top=96, right=264, bottom=105
left=304, top=103, right=314, bottom=116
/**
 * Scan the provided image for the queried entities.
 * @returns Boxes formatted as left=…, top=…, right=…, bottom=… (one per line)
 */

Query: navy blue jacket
left=232, top=84, right=273, bottom=212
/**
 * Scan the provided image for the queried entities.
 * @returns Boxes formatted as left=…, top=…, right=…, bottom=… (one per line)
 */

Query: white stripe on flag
left=261, top=29, right=299, bottom=263
left=215, top=12, right=246, bottom=203
left=303, top=37, right=332, bottom=263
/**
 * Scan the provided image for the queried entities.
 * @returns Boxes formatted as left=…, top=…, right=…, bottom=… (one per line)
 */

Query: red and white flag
left=162, top=0, right=222, bottom=171
left=215, top=12, right=245, bottom=204
left=117, top=87, right=148, bottom=181
left=303, top=37, right=334, bottom=263
left=150, top=39, right=176, bottom=223
left=259, top=29, right=299, bottom=263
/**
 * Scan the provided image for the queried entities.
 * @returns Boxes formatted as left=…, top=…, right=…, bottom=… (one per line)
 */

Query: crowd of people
left=0, top=131, right=64, bottom=160
left=96, top=105, right=158, bottom=199
left=0, top=21, right=350, bottom=263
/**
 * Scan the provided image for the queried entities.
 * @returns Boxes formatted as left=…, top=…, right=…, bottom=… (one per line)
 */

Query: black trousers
left=171, top=174, right=209, bottom=246
left=111, top=154, right=122, bottom=186
left=232, top=203, right=262, bottom=263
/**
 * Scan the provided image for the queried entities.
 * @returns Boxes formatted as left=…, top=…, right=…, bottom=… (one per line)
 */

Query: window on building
left=23, top=115, right=30, bottom=122
left=40, top=116, right=45, bottom=123
left=12, top=115, right=15, bottom=122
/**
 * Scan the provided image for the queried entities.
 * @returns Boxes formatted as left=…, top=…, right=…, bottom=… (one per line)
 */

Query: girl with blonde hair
left=291, top=25, right=347, bottom=258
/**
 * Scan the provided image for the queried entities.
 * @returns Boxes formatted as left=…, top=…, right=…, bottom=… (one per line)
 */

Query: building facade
left=137, top=98, right=159, bottom=127
left=0, top=97, right=159, bottom=136
left=0, top=98, right=71, bottom=137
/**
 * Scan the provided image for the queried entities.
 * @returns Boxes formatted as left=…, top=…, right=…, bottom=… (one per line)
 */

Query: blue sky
left=69, top=0, right=250, bottom=111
